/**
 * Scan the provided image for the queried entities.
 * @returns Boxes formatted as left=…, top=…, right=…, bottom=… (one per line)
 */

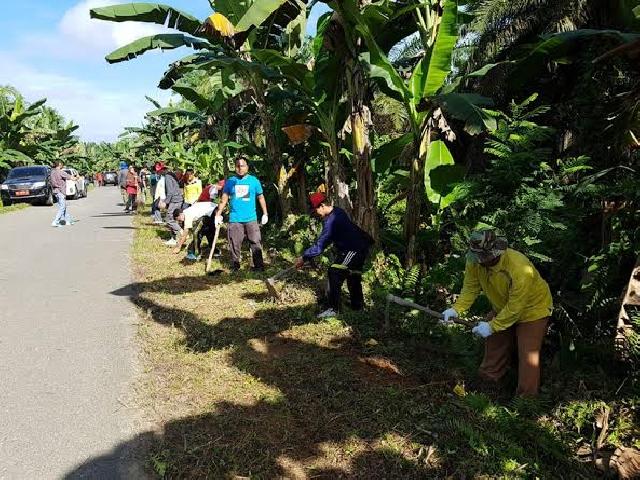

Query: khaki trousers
left=479, top=317, right=549, bottom=396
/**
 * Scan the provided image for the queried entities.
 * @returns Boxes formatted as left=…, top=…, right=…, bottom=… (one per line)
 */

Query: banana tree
left=353, top=0, right=497, bottom=265
left=90, top=1, right=310, bottom=217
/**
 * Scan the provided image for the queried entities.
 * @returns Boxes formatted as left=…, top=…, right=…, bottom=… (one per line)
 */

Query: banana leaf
left=235, top=0, right=289, bottom=32
left=358, top=27, right=410, bottom=104
left=420, top=0, right=459, bottom=99
left=211, top=0, right=253, bottom=25
left=251, top=49, right=313, bottom=92
left=434, top=93, right=496, bottom=135
left=511, top=29, right=640, bottom=87
left=147, top=107, right=202, bottom=119
left=105, top=34, right=211, bottom=64
left=159, top=52, right=223, bottom=89
left=424, top=140, right=455, bottom=204
left=90, top=3, right=201, bottom=35
left=371, top=133, right=412, bottom=175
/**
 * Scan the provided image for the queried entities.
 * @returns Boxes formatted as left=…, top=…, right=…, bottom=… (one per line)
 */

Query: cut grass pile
left=128, top=214, right=638, bottom=479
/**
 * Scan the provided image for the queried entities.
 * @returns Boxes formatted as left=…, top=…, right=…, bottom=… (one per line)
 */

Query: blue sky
left=0, top=1, right=330, bottom=142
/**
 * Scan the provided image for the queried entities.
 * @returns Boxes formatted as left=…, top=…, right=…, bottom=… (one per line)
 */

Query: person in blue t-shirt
left=215, top=156, right=269, bottom=271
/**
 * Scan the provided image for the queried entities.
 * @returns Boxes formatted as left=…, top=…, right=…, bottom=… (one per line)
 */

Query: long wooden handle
left=205, top=225, right=221, bottom=273
left=386, top=294, right=474, bottom=328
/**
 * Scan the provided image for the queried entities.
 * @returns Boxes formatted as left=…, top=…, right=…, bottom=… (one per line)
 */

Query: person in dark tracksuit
left=295, top=192, right=373, bottom=318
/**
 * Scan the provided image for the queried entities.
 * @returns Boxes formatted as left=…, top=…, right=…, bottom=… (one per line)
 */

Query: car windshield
left=7, top=167, right=47, bottom=179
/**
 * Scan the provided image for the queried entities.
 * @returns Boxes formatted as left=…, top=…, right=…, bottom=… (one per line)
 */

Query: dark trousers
left=227, top=221, right=264, bottom=269
left=125, top=193, right=137, bottom=211
left=328, top=250, right=368, bottom=311
left=188, top=214, right=216, bottom=257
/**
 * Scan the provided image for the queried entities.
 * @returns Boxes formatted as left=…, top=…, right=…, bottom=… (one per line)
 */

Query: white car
left=64, top=168, right=87, bottom=199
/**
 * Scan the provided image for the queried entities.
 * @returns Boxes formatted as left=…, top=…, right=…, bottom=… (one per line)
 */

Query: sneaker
left=185, top=253, right=198, bottom=261
left=153, top=220, right=164, bottom=225
left=164, top=238, right=177, bottom=246
left=317, top=308, right=338, bottom=319
left=51, top=222, right=61, bottom=227
left=213, top=248, right=222, bottom=258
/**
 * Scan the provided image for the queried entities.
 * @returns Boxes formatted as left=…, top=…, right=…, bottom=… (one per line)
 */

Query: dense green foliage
left=4, top=0, right=636, bottom=475
left=87, top=0, right=640, bottom=365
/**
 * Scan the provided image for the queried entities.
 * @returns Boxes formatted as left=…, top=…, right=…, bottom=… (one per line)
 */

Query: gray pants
left=227, top=221, right=263, bottom=268
left=165, top=201, right=183, bottom=237
left=152, top=198, right=163, bottom=222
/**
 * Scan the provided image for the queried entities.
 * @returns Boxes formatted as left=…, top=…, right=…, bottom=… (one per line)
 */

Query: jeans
left=152, top=199, right=163, bottom=222
left=53, top=192, right=70, bottom=225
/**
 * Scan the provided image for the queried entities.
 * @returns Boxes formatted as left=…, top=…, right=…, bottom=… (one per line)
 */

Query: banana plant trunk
left=326, top=132, right=352, bottom=213
left=403, top=154, right=424, bottom=266
left=254, top=80, right=291, bottom=219
left=347, top=56, right=378, bottom=241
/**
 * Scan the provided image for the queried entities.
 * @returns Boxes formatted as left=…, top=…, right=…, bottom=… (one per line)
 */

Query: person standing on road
left=295, top=192, right=374, bottom=318
left=215, top=156, right=268, bottom=271
left=440, top=230, right=553, bottom=397
left=50, top=161, right=78, bottom=227
left=161, top=165, right=184, bottom=246
left=124, top=165, right=139, bottom=213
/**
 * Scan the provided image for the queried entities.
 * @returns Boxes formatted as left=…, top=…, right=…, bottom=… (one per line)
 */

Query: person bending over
left=295, top=192, right=373, bottom=318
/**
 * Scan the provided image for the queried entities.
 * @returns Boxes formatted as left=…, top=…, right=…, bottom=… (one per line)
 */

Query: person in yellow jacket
left=441, top=230, right=553, bottom=396
left=183, top=168, right=203, bottom=207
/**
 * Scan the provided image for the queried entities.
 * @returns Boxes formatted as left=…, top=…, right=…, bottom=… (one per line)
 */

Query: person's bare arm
left=172, top=228, right=190, bottom=253
left=216, top=193, right=229, bottom=220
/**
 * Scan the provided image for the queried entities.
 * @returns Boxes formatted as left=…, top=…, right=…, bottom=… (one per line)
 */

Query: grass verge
left=128, top=213, right=639, bottom=479
left=0, top=202, right=30, bottom=215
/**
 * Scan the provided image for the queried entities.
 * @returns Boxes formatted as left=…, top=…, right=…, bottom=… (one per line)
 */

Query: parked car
left=64, top=168, right=87, bottom=199
left=103, top=171, right=118, bottom=185
left=0, top=165, right=55, bottom=206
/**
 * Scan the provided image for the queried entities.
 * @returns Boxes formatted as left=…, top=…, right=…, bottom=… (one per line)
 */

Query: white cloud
left=0, top=51, right=173, bottom=142
left=59, top=0, right=168, bottom=55
left=0, top=1, right=181, bottom=141
left=14, top=0, right=170, bottom=60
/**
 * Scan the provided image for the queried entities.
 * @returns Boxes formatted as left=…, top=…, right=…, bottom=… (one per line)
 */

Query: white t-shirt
left=183, top=201, right=217, bottom=229
left=154, top=176, right=166, bottom=201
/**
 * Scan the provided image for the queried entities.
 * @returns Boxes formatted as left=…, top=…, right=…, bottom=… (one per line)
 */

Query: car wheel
left=73, top=190, right=79, bottom=200
left=3, top=199, right=12, bottom=207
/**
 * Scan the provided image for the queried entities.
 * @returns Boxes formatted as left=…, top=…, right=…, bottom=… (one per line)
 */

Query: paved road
left=0, top=187, right=144, bottom=479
